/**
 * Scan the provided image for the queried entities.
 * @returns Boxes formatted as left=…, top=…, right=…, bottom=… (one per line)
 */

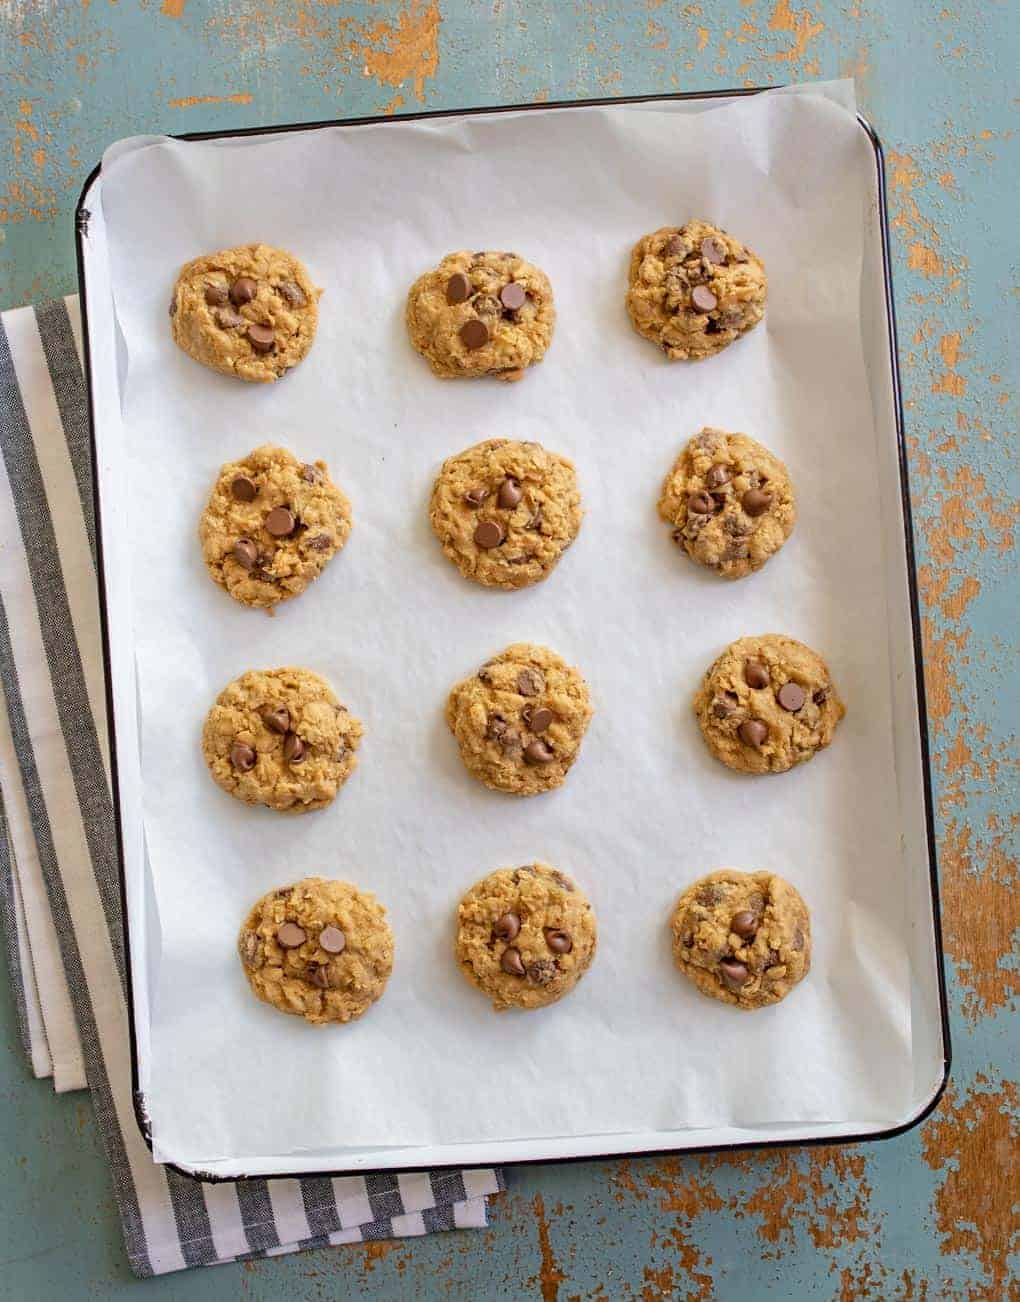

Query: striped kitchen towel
left=0, top=297, right=502, bottom=1277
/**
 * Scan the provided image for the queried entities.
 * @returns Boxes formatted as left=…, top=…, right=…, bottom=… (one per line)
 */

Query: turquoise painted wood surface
left=0, top=2, right=1016, bottom=1298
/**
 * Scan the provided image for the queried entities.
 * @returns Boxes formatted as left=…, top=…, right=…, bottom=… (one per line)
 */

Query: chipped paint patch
left=531, top=1193, right=565, bottom=1302
left=767, top=0, right=825, bottom=63
left=166, top=93, right=253, bottom=109
left=347, top=1, right=441, bottom=104
left=160, top=0, right=186, bottom=18
left=939, top=819, right=1019, bottom=1020
left=923, top=1077, right=1020, bottom=1296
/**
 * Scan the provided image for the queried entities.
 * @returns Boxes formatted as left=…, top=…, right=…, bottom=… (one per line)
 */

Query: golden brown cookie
left=429, top=439, right=582, bottom=589
left=456, top=863, right=597, bottom=1011
left=626, top=220, right=766, bottom=361
left=202, top=667, right=363, bottom=813
left=659, top=428, right=795, bottom=579
left=170, top=243, right=320, bottom=383
left=199, top=444, right=352, bottom=610
left=671, top=869, right=811, bottom=1009
left=694, top=635, right=845, bottom=775
left=446, top=643, right=593, bottom=796
left=406, top=250, right=555, bottom=381
left=239, top=877, right=393, bottom=1024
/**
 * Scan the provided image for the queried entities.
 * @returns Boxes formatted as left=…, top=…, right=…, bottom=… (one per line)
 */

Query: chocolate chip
left=498, top=477, right=522, bottom=509
left=712, top=691, right=739, bottom=719
left=464, top=486, right=488, bottom=507
left=688, top=491, right=714, bottom=515
left=544, top=928, right=572, bottom=954
left=277, top=921, right=306, bottom=949
left=691, top=285, right=718, bottom=312
left=777, top=682, right=806, bottom=712
left=705, top=463, right=732, bottom=490
left=276, top=280, right=306, bottom=307
left=319, top=925, right=346, bottom=954
left=500, top=947, right=526, bottom=977
left=526, top=958, right=558, bottom=985
left=701, top=236, right=726, bottom=264
left=473, top=519, right=504, bottom=548
left=306, top=533, right=333, bottom=551
left=229, top=276, right=257, bottom=306
left=247, top=323, right=275, bottom=353
left=168, top=298, right=177, bottom=316
left=493, top=912, right=521, bottom=942
left=738, top=719, right=768, bottom=748
left=517, top=668, right=544, bottom=697
left=527, top=508, right=543, bottom=531
left=813, top=686, right=830, bottom=705
left=744, top=660, right=769, bottom=689
left=459, top=319, right=489, bottom=349
left=446, top=272, right=471, bottom=304
left=524, top=706, right=553, bottom=733
left=283, top=732, right=306, bottom=764
left=486, top=713, right=508, bottom=740
left=524, top=739, right=555, bottom=765
left=231, top=475, right=257, bottom=502
left=233, top=538, right=258, bottom=570
left=215, top=307, right=244, bottom=329
left=731, top=910, right=758, bottom=939
left=261, top=707, right=290, bottom=734
left=265, top=506, right=296, bottom=537
left=204, top=282, right=229, bottom=306
left=665, top=235, right=686, bottom=256
left=301, top=463, right=321, bottom=483
left=499, top=282, right=527, bottom=310
left=310, top=966, right=331, bottom=989
left=230, top=740, right=256, bottom=771
left=719, top=958, right=749, bottom=988
left=741, top=488, right=772, bottom=517
left=793, top=926, right=805, bottom=952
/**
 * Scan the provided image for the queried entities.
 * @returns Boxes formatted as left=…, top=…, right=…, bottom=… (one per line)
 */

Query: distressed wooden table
left=1, top=3, right=1016, bottom=1298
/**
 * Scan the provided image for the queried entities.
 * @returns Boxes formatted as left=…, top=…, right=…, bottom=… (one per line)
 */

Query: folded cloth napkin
left=0, top=298, right=502, bottom=1276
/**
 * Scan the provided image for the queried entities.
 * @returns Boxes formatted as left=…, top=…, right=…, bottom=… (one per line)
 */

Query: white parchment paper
left=99, top=83, right=915, bottom=1167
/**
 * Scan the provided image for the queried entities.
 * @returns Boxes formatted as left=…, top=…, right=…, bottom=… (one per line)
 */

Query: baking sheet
left=97, top=82, right=917, bottom=1168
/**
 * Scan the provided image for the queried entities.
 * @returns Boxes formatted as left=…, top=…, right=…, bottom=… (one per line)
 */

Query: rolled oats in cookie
left=406, top=250, right=555, bottom=381
left=456, top=863, right=597, bottom=1011
left=202, top=667, right=363, bottom=812
left=170, top=243, right=320, bottom=383
left=239, top=877, right=393, bottom=1024
left=670, top=869, right=811, bottom=1009
left=430, top=439, right=582, bottom=589
left=199, top=444, right=352, bottom=610
left=626, top=220, right=766, bottom=361
left=446, top=643, right=593, bottom=796
left=693, top=634, right=845, bottom=776
left=658, top=428, right=795, bottom=579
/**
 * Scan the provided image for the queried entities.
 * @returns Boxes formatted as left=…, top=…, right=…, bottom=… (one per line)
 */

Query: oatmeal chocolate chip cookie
left=202, top=667, right=363, bottom=813
left=626, top=220, right=767, bottom=361
left=446, top=643, right=593, bottom=796
left=658, top=427, right=795, bottom=579
left=405, top=250, right=555, bottom=382
left=694, top=634, right=845, bottom=776
left=456, top=863, right=597, bottom=1011
left=170, top=243, right=320, bottom=383
left=670, top=869, right=811, bottom=1009
left=200, top=444, right=352, bottom=609
left=429, top=439, right=582, bottom=589
left=239, top=877, right=393, bottom=1024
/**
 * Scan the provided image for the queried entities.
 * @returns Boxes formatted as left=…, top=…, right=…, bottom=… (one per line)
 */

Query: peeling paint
left=0, top=2, right=1016, bottom=1296
left=923, top=1077, right=1020, bottom=1297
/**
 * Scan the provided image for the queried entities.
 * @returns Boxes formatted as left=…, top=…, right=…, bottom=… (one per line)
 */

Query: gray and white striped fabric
left=0, top=298, right=502, bottom=1277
